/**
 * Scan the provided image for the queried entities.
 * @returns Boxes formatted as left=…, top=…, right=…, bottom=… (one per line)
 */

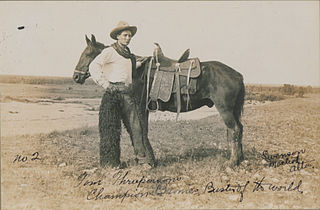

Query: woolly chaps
left=99, top=89, right=122, bottom=167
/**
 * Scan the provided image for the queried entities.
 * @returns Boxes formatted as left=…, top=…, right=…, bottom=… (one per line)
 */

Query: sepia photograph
left=1, top=1, right=319, bottom=209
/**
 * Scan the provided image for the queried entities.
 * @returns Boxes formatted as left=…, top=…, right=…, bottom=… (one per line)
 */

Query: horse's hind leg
left=234, top=118, right=244, bottom=162
left=216, top=108, right=243, bottom=166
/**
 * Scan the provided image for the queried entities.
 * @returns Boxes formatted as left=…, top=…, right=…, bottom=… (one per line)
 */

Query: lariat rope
left=175, top=63, right=181, bottom=121
left=146, top=48, right=161, bottom=112
left=146, top=57, right=154, bottom=112
left=186, top=60, right=194, bottom=111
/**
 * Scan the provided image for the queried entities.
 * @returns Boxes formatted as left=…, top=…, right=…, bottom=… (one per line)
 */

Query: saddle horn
left=153, top=43, right=164, bottom=58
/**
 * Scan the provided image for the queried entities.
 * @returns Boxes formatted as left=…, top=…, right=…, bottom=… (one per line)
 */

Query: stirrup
left=146, top=99, right=159, bottom=112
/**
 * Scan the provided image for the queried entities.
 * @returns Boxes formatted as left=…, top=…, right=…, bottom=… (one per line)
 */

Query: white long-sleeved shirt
left=89, top=47, right=132, bottom=89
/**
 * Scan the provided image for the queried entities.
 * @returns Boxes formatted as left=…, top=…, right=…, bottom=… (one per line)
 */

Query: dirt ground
left=1, top=83, right=224, bottom=137
left=1, top=98, right=220, bottom=137
left=1, top=83, right=319, bottom=209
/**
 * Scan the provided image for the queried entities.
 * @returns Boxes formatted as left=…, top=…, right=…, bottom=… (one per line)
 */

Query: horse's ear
left=85, top=35, right=91, bottom=46
left=91, top=34, right=96, bottom=44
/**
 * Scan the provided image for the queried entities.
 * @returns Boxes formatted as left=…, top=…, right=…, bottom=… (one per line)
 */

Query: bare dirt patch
left=1, top=99, right=100, bottom=137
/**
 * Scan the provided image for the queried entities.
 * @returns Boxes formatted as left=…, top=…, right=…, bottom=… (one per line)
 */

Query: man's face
left=117, top=30, right=132, bottom=46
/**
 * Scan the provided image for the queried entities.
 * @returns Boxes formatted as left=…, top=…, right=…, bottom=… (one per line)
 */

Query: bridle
left=75, top=69, right=90, bottom=77
left=74, top=69, right=88, bottom=75
left=74, top=44, right=105, bottom=79
left=73, top=69, right=90, bottom=83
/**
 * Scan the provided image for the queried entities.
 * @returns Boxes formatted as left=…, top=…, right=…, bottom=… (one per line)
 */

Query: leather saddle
left=147, top=45, right=202, bottom=117
left=150, top=56, right=201, bottom=78
left=149, top=57, right=201, bottom=101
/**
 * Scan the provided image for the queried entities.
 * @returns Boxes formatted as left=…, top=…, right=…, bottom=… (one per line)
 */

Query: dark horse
left=73, top=35, right=245, bottom=167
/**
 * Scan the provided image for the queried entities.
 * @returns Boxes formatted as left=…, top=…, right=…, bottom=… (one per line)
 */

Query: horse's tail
left=99, top=90, right=122, bottom=167
left=234, top=81, right=245, bottom=121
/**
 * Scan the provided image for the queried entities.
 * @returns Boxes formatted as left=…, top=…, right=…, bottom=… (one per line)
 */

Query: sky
left=0, top=1, right=319, bottom=86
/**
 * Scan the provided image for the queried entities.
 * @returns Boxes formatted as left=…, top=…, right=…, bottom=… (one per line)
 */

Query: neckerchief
left=111, top=42, right=136, bottom=74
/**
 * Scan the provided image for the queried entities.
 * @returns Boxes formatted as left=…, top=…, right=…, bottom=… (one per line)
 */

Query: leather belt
left=109, top=82, right=125, bottom=85
left=108, top=82, right=127, bottom=92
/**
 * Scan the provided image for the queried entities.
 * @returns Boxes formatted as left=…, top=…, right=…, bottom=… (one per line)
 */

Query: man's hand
left=136, top=56, right=149, bottom=68
left=136, top=56, right=149, bottom=64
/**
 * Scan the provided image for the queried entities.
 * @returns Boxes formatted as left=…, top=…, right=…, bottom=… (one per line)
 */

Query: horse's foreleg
left=141, top=111, right=156, bottom=167
left=121, top=95, right=147, bottom=164
left=122, top=96, right=156, bottom=167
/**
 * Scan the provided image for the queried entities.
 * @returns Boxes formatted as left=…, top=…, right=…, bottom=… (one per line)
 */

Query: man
left=89, top=21, right=154, bottom=168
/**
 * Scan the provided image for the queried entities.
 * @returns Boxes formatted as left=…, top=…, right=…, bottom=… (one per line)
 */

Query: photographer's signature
left=261, top=149, right=315, bottom=172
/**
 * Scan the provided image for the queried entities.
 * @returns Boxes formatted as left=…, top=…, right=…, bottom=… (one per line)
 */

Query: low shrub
left=257, top=92, right=285, bottom=102
left=245, top=91, right=285, bottom=102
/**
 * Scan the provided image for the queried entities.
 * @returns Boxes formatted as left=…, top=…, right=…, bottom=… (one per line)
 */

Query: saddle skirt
left=149, top=58, right=201, bottom=103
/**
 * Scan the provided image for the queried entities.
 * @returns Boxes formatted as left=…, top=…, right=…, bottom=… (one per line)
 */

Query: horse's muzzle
left=73, top=71, right=90, bottom=84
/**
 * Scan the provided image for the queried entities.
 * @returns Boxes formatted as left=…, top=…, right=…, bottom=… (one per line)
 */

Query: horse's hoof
left=226, top=158, right=242, bottom=168
left=225, top=160, right=237, bottom=169
left=139, top=163, right=153, bottom=170
left=148, top=160, right=157, bottom=168
left=119, top=162, right=127, bottom=169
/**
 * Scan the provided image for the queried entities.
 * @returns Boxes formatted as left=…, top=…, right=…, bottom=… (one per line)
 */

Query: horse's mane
left=96, top=41, right=108, bottom=50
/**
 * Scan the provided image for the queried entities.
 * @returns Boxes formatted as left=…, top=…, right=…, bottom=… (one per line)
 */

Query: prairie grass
left=1, top=75, right=320, bottom=209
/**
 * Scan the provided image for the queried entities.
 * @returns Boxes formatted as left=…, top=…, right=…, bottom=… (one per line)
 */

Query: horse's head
left=73, top=34, right=106, bottom=84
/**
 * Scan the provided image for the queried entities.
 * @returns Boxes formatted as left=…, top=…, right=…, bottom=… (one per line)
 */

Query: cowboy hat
left=110, top=21, right=137, bottom=40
